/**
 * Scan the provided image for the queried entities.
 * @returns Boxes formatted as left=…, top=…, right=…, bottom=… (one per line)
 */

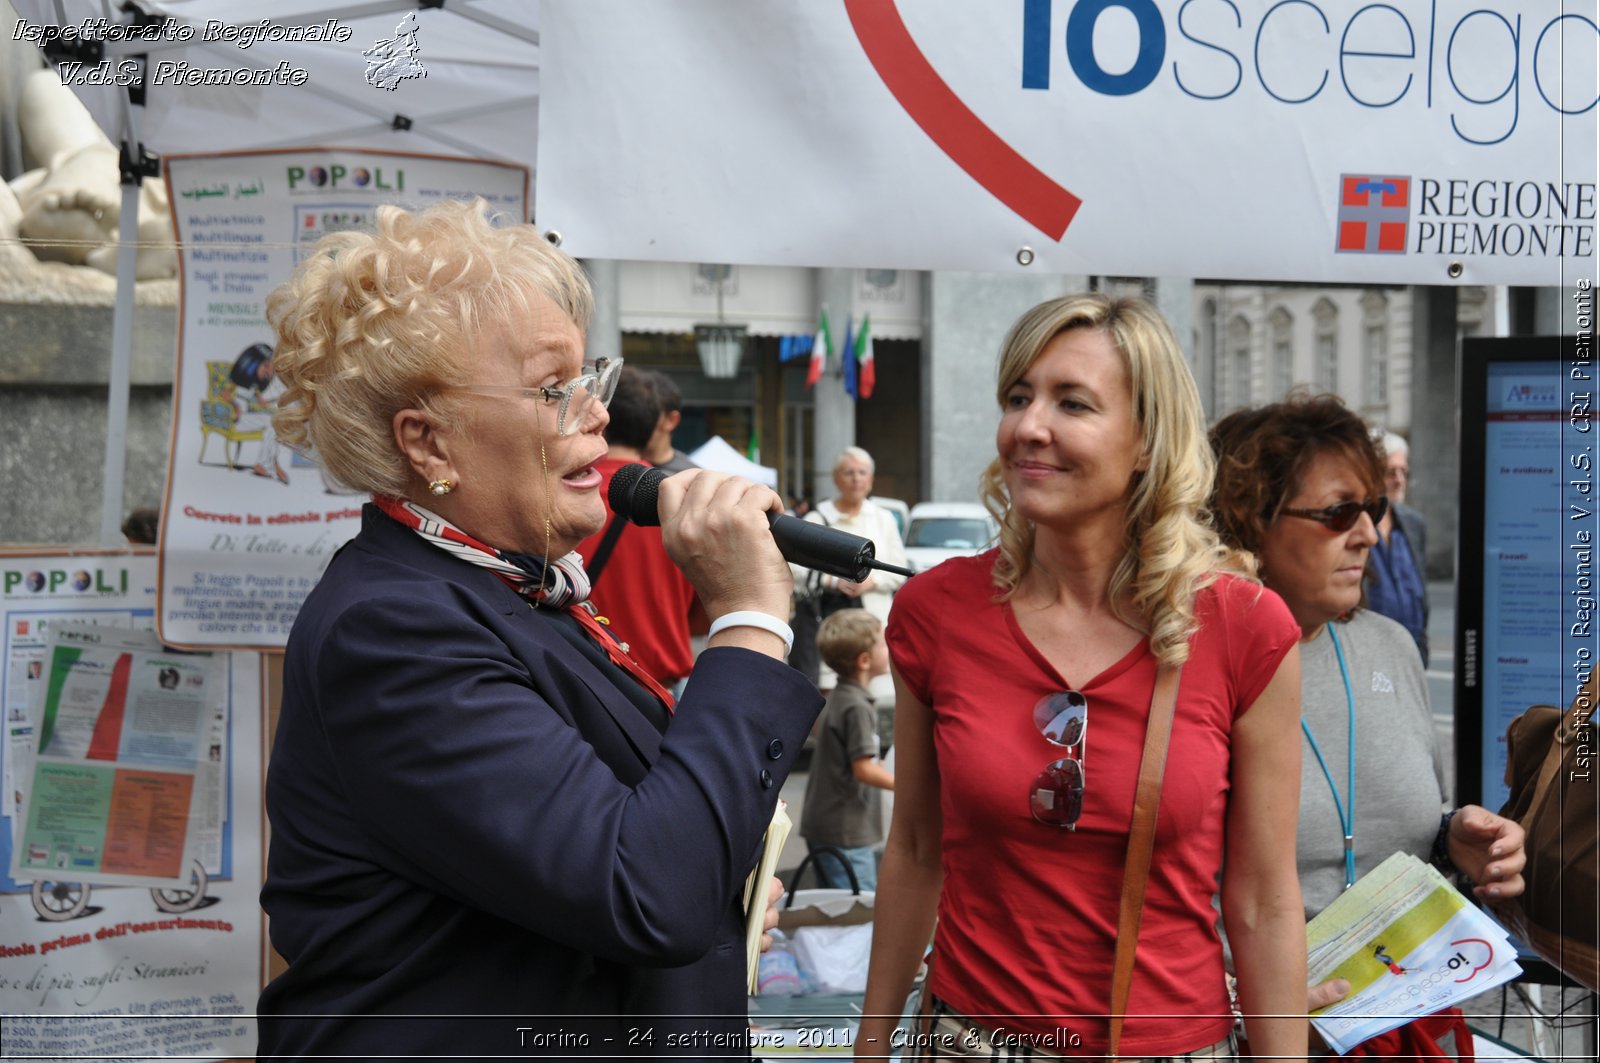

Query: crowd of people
left=253, top=199, right=1529, bottom=1060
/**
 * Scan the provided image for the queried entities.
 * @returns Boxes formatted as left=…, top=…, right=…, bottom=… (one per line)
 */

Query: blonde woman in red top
left=857, top=294, right=1308, bottom=1061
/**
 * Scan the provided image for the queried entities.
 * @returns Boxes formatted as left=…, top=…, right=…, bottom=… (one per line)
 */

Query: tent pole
left=98, top=3, right=153, bottom=547
left=98, top=169, right=140, bottom=546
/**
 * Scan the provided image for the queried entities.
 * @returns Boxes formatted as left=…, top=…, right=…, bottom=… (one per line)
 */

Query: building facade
left=1194, top=283, right=1499, bottom=429
left=1, top=250, right=1574, bottom=585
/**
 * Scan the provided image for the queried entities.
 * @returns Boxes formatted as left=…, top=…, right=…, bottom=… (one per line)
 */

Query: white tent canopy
left=11, top=0, right=541, bottom=172
left=687, top=436, right=777, bottom=489
left=9, top=0, right=542, bottom=543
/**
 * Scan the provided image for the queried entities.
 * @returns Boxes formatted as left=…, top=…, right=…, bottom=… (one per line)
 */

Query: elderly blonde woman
left=790, top=446, right=910, bottom=688
left=856, top=295, right=1308, bottom=1061
left=256, top=199, right=822, bottom=1059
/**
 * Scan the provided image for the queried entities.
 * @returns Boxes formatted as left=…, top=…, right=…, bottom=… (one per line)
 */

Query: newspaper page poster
left=11, top=623, right=220, bottom=889
left=0, top=551, right=264, bottom=1060
left=160, top=148, right=528, bottom=650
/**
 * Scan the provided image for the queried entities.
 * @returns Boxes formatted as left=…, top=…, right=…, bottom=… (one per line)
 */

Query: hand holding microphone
left=608, top=464, right=914, bottom=584
left=615, top=466, right=794, bottom=629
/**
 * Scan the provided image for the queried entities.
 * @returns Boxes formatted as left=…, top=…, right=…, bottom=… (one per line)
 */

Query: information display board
left=1455, top=325, right=1596, bottom=811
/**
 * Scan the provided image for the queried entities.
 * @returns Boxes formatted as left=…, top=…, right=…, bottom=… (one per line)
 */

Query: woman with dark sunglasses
left=1209, top=392, right=1526, bottom=1054
left=858, top=295, right=1309, bottom=1061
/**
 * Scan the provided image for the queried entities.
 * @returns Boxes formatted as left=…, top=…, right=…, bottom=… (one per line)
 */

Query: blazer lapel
left=360, top=509, right=664, bottom=770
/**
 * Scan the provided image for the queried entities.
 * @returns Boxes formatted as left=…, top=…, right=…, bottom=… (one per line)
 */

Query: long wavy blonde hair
left=266, top=198, right=593, bottom=497
left=979, top=294, right=1251, bottom=665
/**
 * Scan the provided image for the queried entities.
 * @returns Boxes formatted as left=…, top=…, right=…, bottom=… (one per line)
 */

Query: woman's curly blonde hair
left=978, top=294, right=1251, bottom=666
left=266, top=198, right=593, bottom=497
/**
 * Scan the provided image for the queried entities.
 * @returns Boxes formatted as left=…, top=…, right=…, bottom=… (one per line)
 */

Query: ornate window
left=1200, top=297, right=1220, bottom=410
left=1228, top=315, right=1252, bottom=411
left=1313, top=298, right=1339, bottom=393
left=1270, top=306, right=1294, bottom=400
left=1361, top=290, right=1390, bottom=406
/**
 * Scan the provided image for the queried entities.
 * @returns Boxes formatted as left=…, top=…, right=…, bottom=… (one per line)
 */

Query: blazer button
left=766, top=739, right=784, bottom=760
left=759, top=769, right=774, bottom=789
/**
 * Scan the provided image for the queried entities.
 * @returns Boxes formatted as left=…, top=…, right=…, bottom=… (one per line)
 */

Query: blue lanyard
left=1301, top=625, right=1357, bottom=890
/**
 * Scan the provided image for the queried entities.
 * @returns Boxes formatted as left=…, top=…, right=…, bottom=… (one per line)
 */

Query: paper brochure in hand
left=1306, top=851, right=1521, bottom=1054
left=745, top=801, right=792, bottom=993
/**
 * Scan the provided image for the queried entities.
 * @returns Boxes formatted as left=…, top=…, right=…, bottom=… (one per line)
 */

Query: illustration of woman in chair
left=228, top=342, right=288, bottom=484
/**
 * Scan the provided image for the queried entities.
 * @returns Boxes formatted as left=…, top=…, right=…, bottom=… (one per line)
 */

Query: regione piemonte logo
left=1336, top=174, right=1411, bottom=254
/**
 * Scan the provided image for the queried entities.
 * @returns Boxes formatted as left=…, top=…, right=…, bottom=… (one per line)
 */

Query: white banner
left=537, top=0, right=1598, bottom=285
left=0, top=551, right=264, bottom=1060
left=160, top=149, right=528, bottom=649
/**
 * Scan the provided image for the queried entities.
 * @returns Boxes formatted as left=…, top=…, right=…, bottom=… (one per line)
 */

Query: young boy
left=799, top=610, right=895, bottom=890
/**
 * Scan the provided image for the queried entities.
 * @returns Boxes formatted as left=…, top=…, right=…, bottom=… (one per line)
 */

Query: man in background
left=1368, top=430, right=1430, bottom=665
left=577, top=367, right=698, bottom=692
left=645, top=370, right=698, bottom=474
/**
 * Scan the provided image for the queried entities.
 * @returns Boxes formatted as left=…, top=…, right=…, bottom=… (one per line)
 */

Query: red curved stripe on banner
left=844, top=0, right=1081, bottom=240
left=87, top=653, right=133, bottom=761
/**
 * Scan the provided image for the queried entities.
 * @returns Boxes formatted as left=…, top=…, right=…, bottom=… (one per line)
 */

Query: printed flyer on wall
left=0, top=550, right=264, bottom=1061
left=10, top=623, right=220, bottom=889
left=159, top=148, right=528, bottom=651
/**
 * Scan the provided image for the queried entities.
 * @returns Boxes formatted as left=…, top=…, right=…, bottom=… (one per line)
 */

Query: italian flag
left=855, top=313, right=874, bottom=399
left=807, top=306, right=831, bottom=389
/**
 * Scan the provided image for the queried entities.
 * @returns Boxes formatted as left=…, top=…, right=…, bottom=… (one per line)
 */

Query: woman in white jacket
left=791, top=446, right=910, bottom=690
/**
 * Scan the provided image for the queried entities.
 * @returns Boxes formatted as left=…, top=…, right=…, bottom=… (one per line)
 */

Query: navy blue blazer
left=258, top=506, right=822, bottom=1059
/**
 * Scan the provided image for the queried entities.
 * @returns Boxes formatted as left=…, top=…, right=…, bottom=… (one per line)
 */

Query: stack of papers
left=1306, top=851, right=1521, bottom=1054
left=745, top=802, right=793, bottom=993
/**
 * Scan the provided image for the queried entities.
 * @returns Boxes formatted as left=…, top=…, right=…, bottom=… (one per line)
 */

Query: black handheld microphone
left=608, top=464, right=915, bottom=583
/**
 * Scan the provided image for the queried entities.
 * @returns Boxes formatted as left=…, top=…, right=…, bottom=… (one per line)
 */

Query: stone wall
left=0, top=262, right=178, bottom=545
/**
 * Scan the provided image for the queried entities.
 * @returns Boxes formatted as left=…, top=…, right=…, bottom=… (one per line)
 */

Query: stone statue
left=0, top=23, right=175, bottom=282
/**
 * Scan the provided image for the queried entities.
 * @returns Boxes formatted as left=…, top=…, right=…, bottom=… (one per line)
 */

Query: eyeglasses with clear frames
left=448, top=356, right=624, bottom=437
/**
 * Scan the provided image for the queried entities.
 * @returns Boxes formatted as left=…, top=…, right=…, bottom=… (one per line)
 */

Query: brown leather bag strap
left=1108, top=663, right=1181, bottom=1062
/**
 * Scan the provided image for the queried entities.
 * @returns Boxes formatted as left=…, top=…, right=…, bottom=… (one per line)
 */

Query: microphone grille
left=607, top=463, right=662, bottom=526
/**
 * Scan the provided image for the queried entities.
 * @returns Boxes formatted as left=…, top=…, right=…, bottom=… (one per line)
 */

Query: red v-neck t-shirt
left=887, top=551, right=1297, bottom=1057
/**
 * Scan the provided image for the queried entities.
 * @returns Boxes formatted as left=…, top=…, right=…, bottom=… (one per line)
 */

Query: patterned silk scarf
left=372, top=495, right=675, bottom=712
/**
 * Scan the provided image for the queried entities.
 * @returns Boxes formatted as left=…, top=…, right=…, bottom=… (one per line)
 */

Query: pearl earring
left=428, top=479, right=454, bottom=497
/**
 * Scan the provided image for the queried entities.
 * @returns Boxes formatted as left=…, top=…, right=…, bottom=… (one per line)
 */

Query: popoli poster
left=0, top=550, right=264, bottom=1060
left=160, top=149, right=528, bottom=649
